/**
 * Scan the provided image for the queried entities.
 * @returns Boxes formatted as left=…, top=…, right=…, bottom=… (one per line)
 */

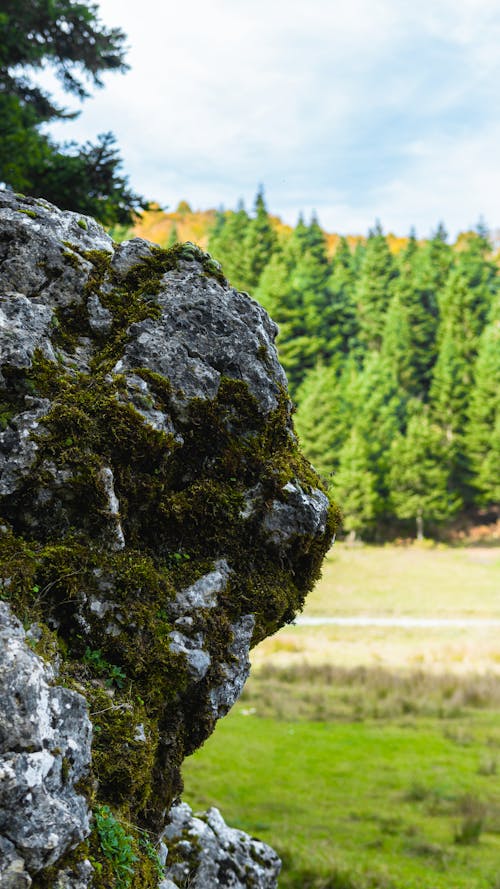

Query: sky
left=43, top=0, right=500, bottom=237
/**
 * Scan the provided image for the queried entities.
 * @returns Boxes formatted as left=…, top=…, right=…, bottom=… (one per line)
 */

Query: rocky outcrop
left=0, top=191, right=338, bottom=887
left=161, top=802, right=281, bottom=888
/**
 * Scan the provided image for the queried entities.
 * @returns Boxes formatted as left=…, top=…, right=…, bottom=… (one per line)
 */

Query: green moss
left=0, top=402, right=16, bottom=431
left=77, top=218, right=88, bottom=230
left=61, top=248, right=82, bottom=271
left=17, top=208, right=38, bottom=218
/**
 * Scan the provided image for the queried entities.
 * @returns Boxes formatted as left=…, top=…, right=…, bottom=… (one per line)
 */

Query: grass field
left=305, top=543, right=500, bottom=618
left=182, top=544, right=500, bottom=888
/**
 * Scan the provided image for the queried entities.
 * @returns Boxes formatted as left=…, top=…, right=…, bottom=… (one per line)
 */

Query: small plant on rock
left=94, top=805, right=138, bottom=889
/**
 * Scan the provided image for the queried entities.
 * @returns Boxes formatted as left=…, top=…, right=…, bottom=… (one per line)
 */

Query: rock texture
left=0, top=191, right=338, bottom=888
left=0, top=602, right=92, bottom=886
left=161, top=802, right=281, bottom=888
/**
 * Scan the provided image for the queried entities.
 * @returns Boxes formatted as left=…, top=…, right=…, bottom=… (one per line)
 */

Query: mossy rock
left=0, top=191, right=340, bottom=887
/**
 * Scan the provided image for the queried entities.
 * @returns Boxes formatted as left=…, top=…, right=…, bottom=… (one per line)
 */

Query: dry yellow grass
left=306, top=542, right=500, bottom=618
left=251, top=624, right=500, bottom=675
left=251, top=543, right=500, bottom=675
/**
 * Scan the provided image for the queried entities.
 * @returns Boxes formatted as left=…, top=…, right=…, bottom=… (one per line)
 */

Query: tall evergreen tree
left=393, top=234, right=440, bottom=396
left=291, top=219, right=331, bottom=354
left=333, top=429, right=381, bottom=540
left=257, top=214, right=332, bottom=393
left=241, top=187, right=277, bottom=290
left=428, top=321, right=470, bottom=503
left=438, top=229, right=497, bottom=368
left=354, top=351, right=409, bottom=524
left=294, top=358, right=353, bottom=479
left=326, top=237, right=359, bottom=356
left=465, top=313, right=500, bottom=506
left=355, top=222, right=398, bottom=352
left=379, top=293, right=417, bottom=395
left=389, top=405, right=461, bottom=539
left=167, top=223, right=179, bottom=247
left=207, top=201, right=250, bottom=291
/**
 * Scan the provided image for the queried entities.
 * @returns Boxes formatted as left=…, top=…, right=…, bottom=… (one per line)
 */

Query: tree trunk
left=416, top=510, right=424, bottom=541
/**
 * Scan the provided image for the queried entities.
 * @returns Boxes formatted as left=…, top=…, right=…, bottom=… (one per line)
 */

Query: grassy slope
left=182, top=545, right=500, bottom=888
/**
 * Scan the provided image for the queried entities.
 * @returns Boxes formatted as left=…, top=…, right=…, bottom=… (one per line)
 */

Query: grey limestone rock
left=113, top=255, right=287, bottom=416
left=50, top=860, right=94, bottom=889
left=0, top=602, right=92, bottom=874
left=209, top=614, right=255, bottom=718
left=167, top=629, right=212, bottom=681
left=0, top=836, right=32, bottom=888
left=0, top=192, right=337, bottom=888
left=263, top=481, right=331, bottom=547
left=161, top=801, right=281, bottom=889
left=0, top=293, right=56, bottom=369
left=169, top=560, right=231, bottom=617
left=0, top=398, right=51, bottom=497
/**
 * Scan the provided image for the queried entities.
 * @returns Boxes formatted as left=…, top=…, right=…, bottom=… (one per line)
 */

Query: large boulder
left=0, top=191, right=338, bottom=887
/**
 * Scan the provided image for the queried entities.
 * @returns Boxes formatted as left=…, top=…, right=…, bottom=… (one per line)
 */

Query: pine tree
left=326, top=237, right=359, bottom=356
left=294, top=358, right=352, bottom=479
left=333, top=429, right=381, bottom=539
left=379, top=293, right=417, bottom=395
left=438, top=232, right=497, bottom=370
left=167, top=224, right=179, bottom=247
left=465, top=313, right=500, bottom=506
left=255, top=246, right=292, bottom=320
left=394, top=234, right=441, bottom=397
left=355, top=222, right=398, bottom=352
left=389, top=405, right=461, bottom=538
left=256, top=214, right=333, bottom=393
left=207, top=201, right=250, bottom=291
left=241, top=187, right=277, bottom=290
left=290, top=220, right=331, bottom=356
left=428, top=321, right=470, bottom=503
left=355, top=351, right=409, bottom=521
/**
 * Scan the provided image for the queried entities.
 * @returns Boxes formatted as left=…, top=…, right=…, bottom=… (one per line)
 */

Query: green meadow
left=183, top=544, right=500, bottom=889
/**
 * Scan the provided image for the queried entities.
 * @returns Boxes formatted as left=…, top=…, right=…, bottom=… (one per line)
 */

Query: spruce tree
left=207, top=201, right=250, bottom=291
left=429, top=321, right=470, bottom=502
left=294, top=358, right=353, bottom=479
left=394, top=234, right=441, bottom=397
left=167, top=224, right=179, bottom=247
left=355, top=222, right=398, bottom=352
left=241, top=187, right=277, bottom=290
left=379, top=293, right=417, bottom=395
left=333, top=429, right=381, bottom=540
left=438, top=235, right=497, bottom=370
left=256, top=214, right=333, bottom=393
left=389, top=405, right=461, bottom=538
left=0, top=0, right=145, bottom=224
left=355, top=351, right=408, bottom=523
left=326, top=237, right=359, bottom=356
left=465, top=312, right=500, bottom=506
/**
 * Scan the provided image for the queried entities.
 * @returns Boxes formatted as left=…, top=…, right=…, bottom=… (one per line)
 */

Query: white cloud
left=37, top=0, right=500, bottom=234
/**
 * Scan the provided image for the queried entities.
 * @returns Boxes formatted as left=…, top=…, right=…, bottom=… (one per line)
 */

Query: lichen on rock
left=0, top=191, right=340, bottom=888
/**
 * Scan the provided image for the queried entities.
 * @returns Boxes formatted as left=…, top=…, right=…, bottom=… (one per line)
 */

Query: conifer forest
left=202, top=192, right=500, bottom=540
